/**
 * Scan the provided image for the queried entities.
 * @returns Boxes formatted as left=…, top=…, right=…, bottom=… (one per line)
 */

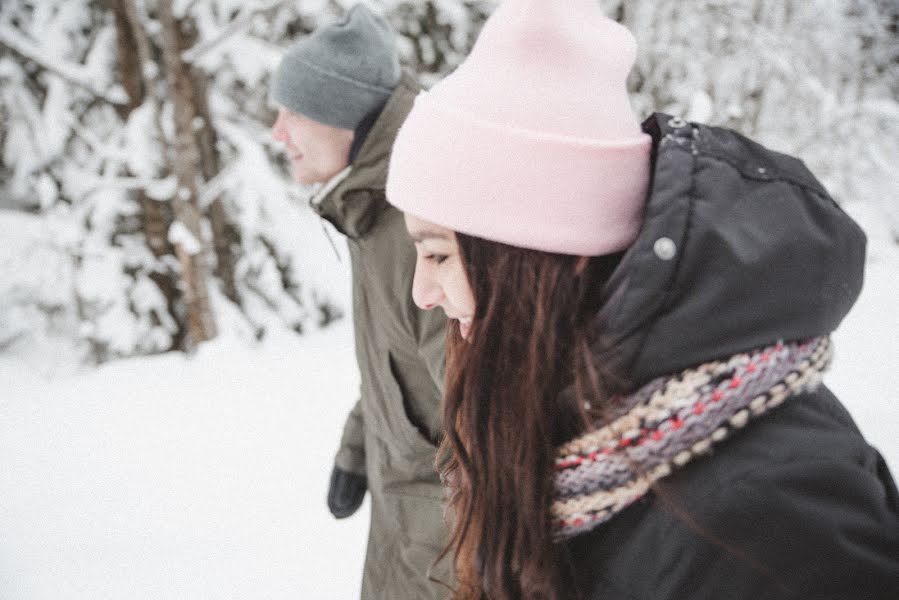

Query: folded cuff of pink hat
left=386, top=94, right=652, bottom=256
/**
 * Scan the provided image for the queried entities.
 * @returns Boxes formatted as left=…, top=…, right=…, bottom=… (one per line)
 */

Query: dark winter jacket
left=564, top=114, right=899, bottom=599
left=312, top=73, right=451, bottom=598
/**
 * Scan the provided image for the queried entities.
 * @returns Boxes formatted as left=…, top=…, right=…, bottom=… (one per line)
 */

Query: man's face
left=271, top=107, right=354, bottom=184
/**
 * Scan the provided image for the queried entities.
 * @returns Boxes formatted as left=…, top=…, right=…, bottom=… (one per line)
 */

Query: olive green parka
left=311, top=73, right=451, bottom=599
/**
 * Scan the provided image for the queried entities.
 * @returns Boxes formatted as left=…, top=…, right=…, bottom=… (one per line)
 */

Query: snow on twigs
left=167, top=221, right=202, bottom=256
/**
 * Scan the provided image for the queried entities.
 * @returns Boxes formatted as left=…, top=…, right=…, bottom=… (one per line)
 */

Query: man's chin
left=291, top=167, right=320, bottom=186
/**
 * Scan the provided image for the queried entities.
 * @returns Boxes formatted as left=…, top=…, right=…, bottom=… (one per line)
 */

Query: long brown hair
left=438, top=232, right=621, bottom=600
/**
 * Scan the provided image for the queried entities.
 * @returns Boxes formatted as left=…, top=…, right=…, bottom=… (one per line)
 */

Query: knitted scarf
left=551, top=336, right=832, bottom=541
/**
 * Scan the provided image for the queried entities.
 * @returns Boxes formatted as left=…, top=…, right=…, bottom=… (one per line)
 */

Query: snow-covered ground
left=0, top=322, right=368, bottom=599
left=0, top=202, right=897, bottom=600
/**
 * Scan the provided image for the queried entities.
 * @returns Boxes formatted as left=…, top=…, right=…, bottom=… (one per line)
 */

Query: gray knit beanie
left=272, top=4, right=401, bottom=130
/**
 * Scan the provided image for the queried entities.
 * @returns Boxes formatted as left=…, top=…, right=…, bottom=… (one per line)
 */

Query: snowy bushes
left=608, top=0, right=899, bottom=238
left=0, top=0, right=356, bottom=365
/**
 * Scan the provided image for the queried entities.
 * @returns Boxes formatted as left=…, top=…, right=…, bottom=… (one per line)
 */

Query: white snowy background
left=1, top=0, right=897, bottom=598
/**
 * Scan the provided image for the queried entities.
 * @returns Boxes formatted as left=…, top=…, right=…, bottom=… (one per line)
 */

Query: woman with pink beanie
left=386, top=0, right=899, bottom=598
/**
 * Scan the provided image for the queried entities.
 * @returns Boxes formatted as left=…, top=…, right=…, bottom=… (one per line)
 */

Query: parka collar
left=310, top=72, right=420, bottom=239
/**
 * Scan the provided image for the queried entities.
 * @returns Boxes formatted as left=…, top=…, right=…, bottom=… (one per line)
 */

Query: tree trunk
left=158, top=0, right=217, bottom=345
left=110, top=0, right=185, bottom=350
left=196, top=80, right=240, bottom=304
left=177, top=15, right=239, bottom=304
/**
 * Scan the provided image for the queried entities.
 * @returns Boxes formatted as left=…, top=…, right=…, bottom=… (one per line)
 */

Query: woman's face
left=404, top=214, right=476, bottom=339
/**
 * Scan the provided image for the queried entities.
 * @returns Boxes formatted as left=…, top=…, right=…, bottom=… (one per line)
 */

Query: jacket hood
left=311, top=72, right=420, bottom=238
left=592, top=113, right=867, bottom=389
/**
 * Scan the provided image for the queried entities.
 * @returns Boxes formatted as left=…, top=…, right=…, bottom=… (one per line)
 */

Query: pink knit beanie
left=386, top=0, right=651, bottom=256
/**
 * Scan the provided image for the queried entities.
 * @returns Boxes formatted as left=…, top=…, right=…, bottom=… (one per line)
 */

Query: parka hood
left=592, top=113, right=867, bottom=389
left=311, top=72, right=420, bottom=238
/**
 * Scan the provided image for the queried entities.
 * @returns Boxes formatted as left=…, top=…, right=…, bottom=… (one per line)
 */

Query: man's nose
left=271, top=113, right=286, bottom=142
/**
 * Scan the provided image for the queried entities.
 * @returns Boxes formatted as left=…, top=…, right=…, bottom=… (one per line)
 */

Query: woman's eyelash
left=425, top=254, right=448, bottom=264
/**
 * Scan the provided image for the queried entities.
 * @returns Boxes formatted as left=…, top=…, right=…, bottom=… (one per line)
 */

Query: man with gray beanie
left=271, top=4, right=450, bottom=598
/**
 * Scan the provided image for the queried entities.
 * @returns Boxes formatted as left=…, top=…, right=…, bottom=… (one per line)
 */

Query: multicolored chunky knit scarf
left=551, top=336, right=832, bottom=541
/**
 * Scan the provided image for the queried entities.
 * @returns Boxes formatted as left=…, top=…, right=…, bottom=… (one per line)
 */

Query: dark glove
left=327, top=465, right=367, bottom=519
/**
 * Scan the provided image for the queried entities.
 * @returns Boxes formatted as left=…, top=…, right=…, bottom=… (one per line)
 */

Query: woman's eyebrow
left=410, top=229, right=451, bottom=243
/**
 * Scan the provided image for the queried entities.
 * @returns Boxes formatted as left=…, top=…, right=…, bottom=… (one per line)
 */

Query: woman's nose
left=411, top=262, right=441, bottom=311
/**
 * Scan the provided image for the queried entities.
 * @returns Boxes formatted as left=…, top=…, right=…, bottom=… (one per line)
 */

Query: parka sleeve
left=735, top=451, right=899, bottom=599
left=653, top=451, right=899, bottom=599
left=333, top=397, right=366, bottom=476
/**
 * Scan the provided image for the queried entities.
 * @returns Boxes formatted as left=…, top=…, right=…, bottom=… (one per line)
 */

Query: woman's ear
left=574, top=256, right=590, bottom=275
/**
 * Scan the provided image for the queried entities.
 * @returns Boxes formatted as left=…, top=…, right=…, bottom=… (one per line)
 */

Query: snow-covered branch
left=0, top=24, right=128, bottom=106
left=197, top=161, right=238, bottom=209
left=82, top=175, right=177, bottom=197
left=181, top=0, right=293, bottom=64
